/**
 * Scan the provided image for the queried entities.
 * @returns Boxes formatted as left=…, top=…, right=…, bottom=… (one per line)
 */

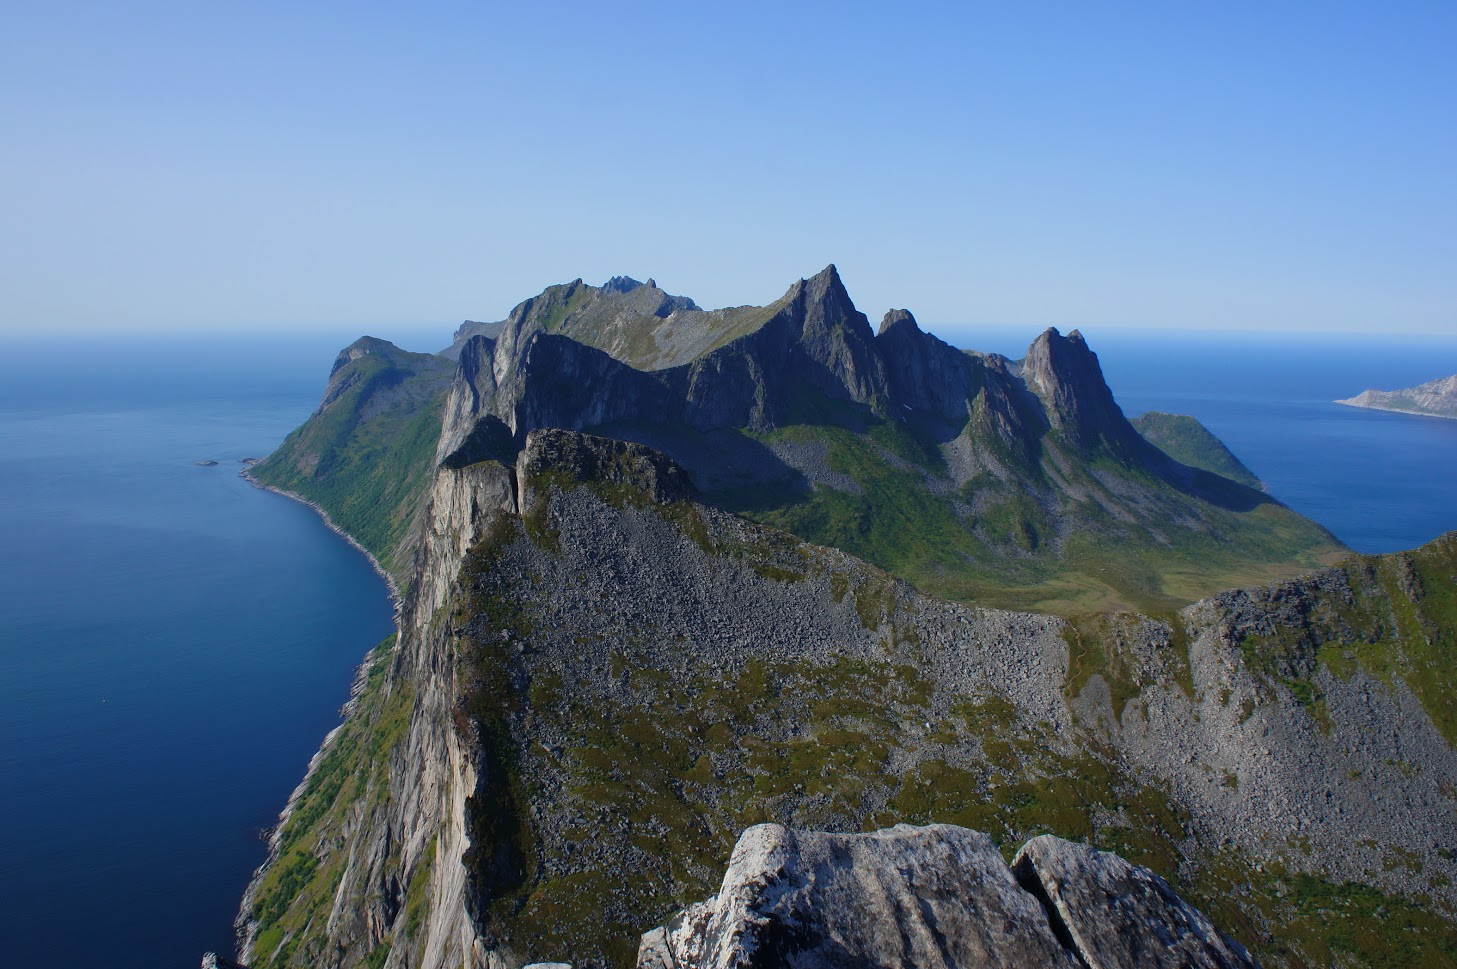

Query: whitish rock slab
left=640, top=823, right=1258, bottom=969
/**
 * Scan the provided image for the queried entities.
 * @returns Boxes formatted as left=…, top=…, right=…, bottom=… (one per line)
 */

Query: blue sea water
left=0, top=326, right=1454, bottom=969
left=0, top=333, right=405, bottom=969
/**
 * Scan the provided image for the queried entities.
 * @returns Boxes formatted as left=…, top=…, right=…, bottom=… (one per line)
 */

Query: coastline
left=240, top=464, right=403, bottom=614
left=1333, top=399, right=1457, bottom=421
left=233, top=462, right=405, bottom=959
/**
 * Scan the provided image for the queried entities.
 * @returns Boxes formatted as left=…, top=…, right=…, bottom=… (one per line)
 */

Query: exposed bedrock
left=638, top=823, right=1257, bottom=969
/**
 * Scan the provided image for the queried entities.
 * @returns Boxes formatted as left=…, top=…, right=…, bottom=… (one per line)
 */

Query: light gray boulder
left=638, top=823, right=1259, bottom=969
left=1012, top=835, right=1258, bottom=969
left=638, top=822, right=1081, bottom=969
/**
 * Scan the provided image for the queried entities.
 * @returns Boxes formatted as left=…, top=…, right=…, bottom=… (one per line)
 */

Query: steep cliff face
left=239, top=269, right=1453, bottom=969
left=243, top=424, right=1457, bottom=969
left=241, top=459, right=518, bottom=969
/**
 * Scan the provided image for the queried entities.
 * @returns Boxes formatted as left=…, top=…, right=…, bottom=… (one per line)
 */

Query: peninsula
left=1336, top=373, right=1457, bottom=419
left=235, top=269, right=1457, bottom=969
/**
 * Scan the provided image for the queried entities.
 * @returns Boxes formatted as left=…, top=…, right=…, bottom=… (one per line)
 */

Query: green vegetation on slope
left=715, top=401, right=1340, bottom=615
left=248, top=636, right=418, bottom=969
left=512, top=277, right=787, bottom=372
left=1237, top=531, right=1457, bottom=747
left=250, top=340, right=451, bottom=583
left=1132, top=411, right=1263, bottom=489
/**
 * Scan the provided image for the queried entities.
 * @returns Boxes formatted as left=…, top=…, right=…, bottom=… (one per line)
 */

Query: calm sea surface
left=0, top=334, right=404, bottom=969
left=952, top=325, right=1457, bottom=553
left=0, top=326, right=1455, bottom=968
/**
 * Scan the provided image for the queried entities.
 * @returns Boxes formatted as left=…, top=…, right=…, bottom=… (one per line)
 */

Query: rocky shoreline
left=1336, top=373, right=1457, bottom=420
left=240, top=462, right=404, bottom=611
left=1335, top=398, right=1457, bottom=420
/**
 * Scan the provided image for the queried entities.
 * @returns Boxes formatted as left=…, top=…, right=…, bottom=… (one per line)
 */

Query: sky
left=2, top=1, right=1454, bottom=338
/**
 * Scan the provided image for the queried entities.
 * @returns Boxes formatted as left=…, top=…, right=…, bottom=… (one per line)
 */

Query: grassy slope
left=250, top=345, right=450, bottom=584
left=247, top=637, right=414, bottom=969
left=530, top=279, right=785, bottom=371
left=1132, top=411, right=1263, bottom=489
left=713, top=403, right=1341, bottom=615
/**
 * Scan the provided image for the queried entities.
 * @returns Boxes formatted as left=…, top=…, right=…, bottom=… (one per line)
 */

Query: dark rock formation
left=517, top=428, right=695, bottom=508
left=602, top=275, right=647, bottom=294
left=1022, top=327, right=1145, bottom=457
left=639, top=824, right=1257, bottom=969
left=437, top=268, right=1139, bottom=468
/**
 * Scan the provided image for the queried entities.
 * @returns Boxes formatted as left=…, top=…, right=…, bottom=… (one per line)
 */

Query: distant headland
left=1336, top=373, right=1457, bottom=420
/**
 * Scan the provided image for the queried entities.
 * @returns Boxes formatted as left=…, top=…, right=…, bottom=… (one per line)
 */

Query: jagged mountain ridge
left=428, top=266, right=1340, bottom=613
left=240, top=428, right=1457, bottom=969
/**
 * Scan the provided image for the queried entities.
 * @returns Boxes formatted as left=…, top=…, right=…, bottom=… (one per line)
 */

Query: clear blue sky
left=2, top=1, right=1453, bottom=336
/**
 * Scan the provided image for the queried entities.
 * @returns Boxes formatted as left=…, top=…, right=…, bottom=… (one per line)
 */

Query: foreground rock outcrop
left=639, top=823, right=1257, bottom=969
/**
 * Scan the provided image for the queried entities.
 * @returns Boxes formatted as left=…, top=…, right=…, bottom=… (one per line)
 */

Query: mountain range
left=241, top=269, right=1457, bottom=968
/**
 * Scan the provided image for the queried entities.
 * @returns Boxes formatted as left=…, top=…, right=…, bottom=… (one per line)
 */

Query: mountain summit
left=417, top=268, right=1341, bottom=613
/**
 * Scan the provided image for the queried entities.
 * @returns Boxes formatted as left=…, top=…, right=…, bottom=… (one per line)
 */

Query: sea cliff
left=235, top=270, right=1457, bottom=968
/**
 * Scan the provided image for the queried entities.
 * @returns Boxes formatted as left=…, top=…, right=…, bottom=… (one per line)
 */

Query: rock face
left=1336, top=373, right=1457, bottom=420
left=1022, top=327, right=1146, bottom=458
left=437, top=268, right=1128, bottom=469
left=639, top=824, right=1256, bottom=969
left=436, top=266, right=900, bottom=463
left=1012, top=835, right=1257, bottom=969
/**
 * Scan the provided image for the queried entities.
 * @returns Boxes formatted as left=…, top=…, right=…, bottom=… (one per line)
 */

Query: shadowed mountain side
left=436, top=267, right=893, bottom=460
left=251, top=267, right=1341, bottom=616
left=431, top=268, right=1340, bottom=612
left=1134, top=412, right=1265, bottom=491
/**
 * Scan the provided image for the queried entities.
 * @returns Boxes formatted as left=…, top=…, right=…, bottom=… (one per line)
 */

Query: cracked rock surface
left=639, top=824, right=1256, bottom=969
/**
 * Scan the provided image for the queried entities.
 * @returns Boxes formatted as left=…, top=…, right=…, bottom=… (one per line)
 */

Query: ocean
left=0, top=333, right=405, bottom=969
left=950, top=325, right=1457, bottom=553
left=0, top=326, right=1454, bottom=968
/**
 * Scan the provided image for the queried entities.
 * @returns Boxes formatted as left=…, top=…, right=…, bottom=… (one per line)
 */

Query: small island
left=194, top=459, right=219, bottom=466
left=1336, top=373, right=1457, bottom=420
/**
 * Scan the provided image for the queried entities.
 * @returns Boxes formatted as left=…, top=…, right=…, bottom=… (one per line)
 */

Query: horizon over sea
left=1, top=324, right=1456, bottom=969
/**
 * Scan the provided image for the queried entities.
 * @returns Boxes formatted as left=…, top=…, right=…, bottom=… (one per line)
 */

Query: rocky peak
left=602, top=275, right=646, bottom=294
left=760, top=264, right=889, bottom=412
left=1022, top=326, right=1141, bottom=455
left=876, top=307, right=921, bottom=336
left=516, top=428, right=694, bottom=510
left=790, top=264, right=856, bottom=320
left=328, top=335, right=395, bottom=376
left=874, top=308, right=980, bottom=426
left=639, top=823, right=1257, bottom=969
